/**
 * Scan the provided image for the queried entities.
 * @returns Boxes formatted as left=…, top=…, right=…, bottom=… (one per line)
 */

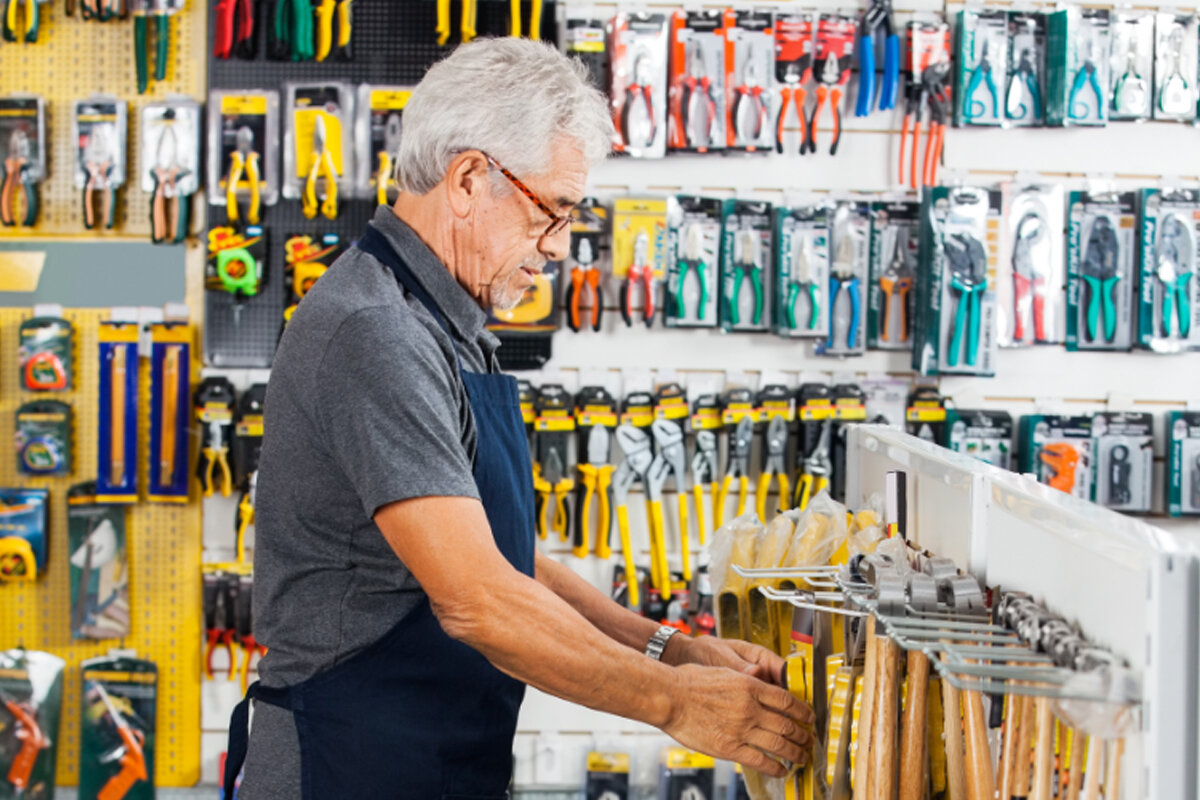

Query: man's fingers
left=744, top=727, right=805, bottom=767
left=732, top=745, right=787, bottom=778
left=754, top=710, right=813, bottom=749
left=752, top=680, right=816, bottom=725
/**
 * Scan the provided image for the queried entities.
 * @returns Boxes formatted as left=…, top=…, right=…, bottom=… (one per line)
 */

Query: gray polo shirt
left=239, top=207, right=501, bottom=799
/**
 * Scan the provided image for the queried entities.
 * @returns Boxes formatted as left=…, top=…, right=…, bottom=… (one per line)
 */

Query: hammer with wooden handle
left=869, top=570, right=907, bottom=800
left=937, top=574, right=994, bottom=800
left=898, top=573, right=938, bottom=800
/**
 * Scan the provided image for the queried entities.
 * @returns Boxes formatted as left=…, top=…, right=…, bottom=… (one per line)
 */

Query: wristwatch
left=644, top=624, right=679, bottom=661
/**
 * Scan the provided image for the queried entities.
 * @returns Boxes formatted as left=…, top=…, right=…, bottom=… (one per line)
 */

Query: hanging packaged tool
left=131, top=0, right=182, bottom=94
left=0, top=95, right=45, bottom=228
left=829, top=383, right=867, bottom=500
left=234, top=383, right=265, bottom=489
left=898, top=20, right=951, bottom=189
left=202, top=569, right=241, bottom=680
left=999, top=182, right=1064, bottom=347
left=1137, top=187, right=1200, bottom=353
left=905, top=384, right=946, bottom=443
left=668, top=10, right=725, bottom=154
left=284, top=82, right=354, bottom=221
left=775, top=12, right=816, bottom=154
left=792, top=383, right=833, bottom=510
left=609, top=12, right=669, bottom=159
left=533, top=385, right=575, bottom=543
left=313, top=0, right=353, bottom=61
left=268, top=0, right=314, bottom=60
left=213, top=0, right=258, bottom=60
left=79, top=657, right=156, bottom=800
left=206, top=226, right=266, bottom=330
left=689, top=394, right=721, bottom=548
left=1167, top=410, right=1200, bottom=516
left=0, top=649, right=64, bottom=798
left=945, top=409, right=1013, bottom=469
left=68, top=482, right=131, bottom=640
left=19, top=315, right=72, bottom=391
left=79, top=0, right=127, bottom=22
left=283, top=233, right=340, bottom=324
left=15, top=400, right=71, bottom=476
left=819, top=201, right=870, bottom=356
left=1, top=0, right=49, bottom=42
left=1091, top=412, right=1152, bottom=512
left=658, top=749, right=715, bottom=800
left=914, top=186, right=1001, bottom=377
left=141, top=99, right=200, bottom=245
left=666, top=196, right=721, bottom=329
left=1004, top=12, right=1045, bottom=127
left=775, top=203, right=831, bottom=340
left=194, top=377, right=236, bottom=499
left=147, top=322, right=190, bottom=503
left=585, top=752, right=629, bottom=800
left=73, top=97, right=127, bottom=231
left=0, top=488, right=47, bottom=582
left=354, top=85, right=410, bottom=207
left=1019, top=414, right=1093, bottom=498
left=564, top=198, right=608, bottom=334
left=563, top=14, right=607, bottom=92
left=208, top=90, right=280, bottom=228
left=1046, top=8, right=1110, bottom=127
left=1108, top=12, right=1154, bottom=122
left=1153, top=13, right=1198, bottom=122
left=856, top=0, right=899, bottom=117
left=97, top=322, right=139, bottom=504
left=487, top=262, right=559, bottom=333
left=955, top=9, right=1009, bottom=127
left=724, top=9, right=775, bottom=154
left=612, top=197, right=667, bottom=328
left=808, top=14, right=856, bottom=156
left=572, top=387, right=617, bottom=560
left=720, top=200, right=773, bottom=333
left=862, top=376, right=907, bottom=427
left=1065, top=190, right=1137, bottom=352
left=867, top=199, right=918, bottom=349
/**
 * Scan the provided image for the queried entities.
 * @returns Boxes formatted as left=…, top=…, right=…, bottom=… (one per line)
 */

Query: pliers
left=235, top=578, right=267, bottom=693
left=690, top=429, right=718, bottom=546
left=202, top=421, right=234, bottom=498
left=2, top=0, right=40, bottom=42
left=213, top=0, right=255, bottom=59
left=533, top=445, right=572, bottom=542
left=566, top=238, right=602, bottom=332
left=621, top=53, right=656, bottom=149
left=829, top=232, right=862, bottom=349
left=1159, top=24, right=1191, bottom=116
left=728, top=228, right=764, bottom=326
left=620, top=230, right=655, bottom=328
left=777, top=61, right=812, bottom=155
left=235, top=472, right=256, bottom=564
left=1081, top=215, right=1120, bottom=344
left=0, top=129, right=38, bottom=228
left=1156, top=213, right=1193, bottom=339
left=649, top=419, right=690, bottom=585
left=878, top=228, right=913, bottom=342
left=785, top=235, right=819, bottom=331
left=375, top=113, right=402, bottom=207
left=1012, top=211, right=1049, bottom=342
left=1068, top=38, right=1105, bottom=121
left=755, top=417, right=791, bottom=522
left=315, top=0, right=352, bottom=62
left=963, top=39, right=999, bottom=120
left=81, top=124, right=116, bottom=231
left=674, top=223, right=709, bottom=321
left=794, top=418, right=832, bottom=510
left=508, top=0, right=542, bottom=39
left=679, top=44, right=717, bottom=151
left=732, top=49, right=768, bottom=146
left=302, top=114, right=339, bottom=221
left=945, top=233, right=989, bottom=367
left=1112, top=40, right=1147, bottom=117
left=225, top=126, right=261, bottom=226
left=612, top=424, right=653, bottom=608
left=810, top=47, right=850, bottom=156
left=272, top=0, right=314, bottom=61
left=1005, top=48, right=1042, bottom=121
left=856, top=0, right=899, bottom=116
left=203, top=576, right=237, bottom=680
left=717, top=416, right=753, bottom=527
left=575, top=425, right=613, bottom=559
left=133, top=0, right=171, bottom=94
left=150, top=126, right=190, bottom=244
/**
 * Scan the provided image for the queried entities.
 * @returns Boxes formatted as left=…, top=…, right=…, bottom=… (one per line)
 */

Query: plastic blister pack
left=775, top=203, right=830, bottom=339
left=1152, top=13, right=1199, bottom=122
left=283, top=82, right=355, bottom=219
left=945, top=408, right=1013, bottom=469
left=1065, top=190, right=1137, bottom=351
left=725, top=9, right=776, bottom=153
left=140, top=99, right=201, bottom=245
left=819, top=202, right=870, bottom=356
left=721, top=200, right=774, bottom=333
left=867, top=200, right=918, bottom=349
left=1137, top=187, right=1200, bottom=353
left=1005, top=12, right=1045, bottom=127
left=0, top=95, right=45, bottom=228
left=1046, top=8, right=1110, bottom=127
left=666, top=196, right=721, bottom=328
left=1166, top=410, right=1200, bottom=516
left=1091, top=411, right=1153, bottom=512
left=613, top=197, right=668, bottom=328
left=207, top=90, right=280, bottom=225
left=956, top=9, right=1009, bottom=127
left=1019, top=414, right=1094, bottom=499
left=774, top=12, right=816, bottom=155
left=668, top=10, right=726, bottom=153
left=73, top=96, right=128, bottom=231
left=354, top=84, right=412, bottom=206
left=1108, top=12, right=1155, bottom=122
left=609, top=12, right=669, bottom=159
left=999, top=182, right=1064, bottom=346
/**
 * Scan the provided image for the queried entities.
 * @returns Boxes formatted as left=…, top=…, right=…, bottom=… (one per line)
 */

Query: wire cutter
left=1156, top=214, right=1193, bottom=339
left=680, top=44, right=717, bottom=151
left=235, top=579, right=267, bottom=693
left=642, top=421, right=688, bottom=591
left=1068, top=39, right=1105, bottom=120
left=794, top=418, right=831, bottom=510
left=272, top=0, right=314, bottom=61
left=1111, top=40, right=1147, bottom=117
left=1081, top=215, right=1120, bottom=344
left=225, top=126, right=261, bottom=226
left=920, top=64, right=951, bottom=188
left=133, top=0, right=171, bottom=94
left=575, top=425, right=614, bottom=559
left=690, top=429, right=718, bottom=546
left=303, top=114, right=339, bottom=221
left=1011, top=212, right=1048, bottom=342
left=315, top=0, right=352, bottom=62
left=675, top=223, right=709, bottom=321
left=755, top=417, right=791, bottom=522
left=203, top=576, right=237, bottom=679
left=777, top=61, right=812, bottom=155
left=150, top=126, right=190, bottom=244
left=508, top=0, right=542, bottom=39
left=201, top=421, right=233, bottom=498
left=2, top=0, right=40, bottom=43
left=856, top=0, right=899, bottom=116
left=621, top=53, right=656, bottom=149
left=375, top=113, right=402, bottom=207
left=785, top=235, right=819, bottom=331
left=1159, top=24, right=1191, bottom=115
left=533, top=445, right=572, bottom=542
left=1005, top=48, right=1042, bottom=121
left=0, top=129, right=37, bottom=228
left=879, top=228, right=913, bottom=342
left=732, top=49, right=768, bottom=146
left=235, top=472, right=256, bottom=564
left=620, top=230, right=656, bottom=328
left=963, top=39, right=999, bottom=120
left=717, top=416, right=753, bottom=527
left=612, top=424, right=653, bottom=608
left=213, top=0, right=255, bottom=59
left=829, top=232, right=862, bottom=349
left=566, top=238, right=602, bottom=332
left=81, top=124, right=116, bottom=231
left=729, top=228, right=764, bottom=326
left=945, top=233, right=989, bottom=367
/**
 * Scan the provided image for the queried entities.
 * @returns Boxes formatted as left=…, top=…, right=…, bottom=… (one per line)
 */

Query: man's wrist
left=644, top=624, right=679, bottom=661
left=658, top=628, right=690, bottom=666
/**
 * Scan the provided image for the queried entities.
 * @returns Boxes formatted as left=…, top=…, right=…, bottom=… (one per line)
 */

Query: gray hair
left=395, top=37, right=613, bottom=195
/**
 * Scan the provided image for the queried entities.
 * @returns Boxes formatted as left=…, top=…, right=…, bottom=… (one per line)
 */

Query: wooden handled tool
left=110, top=345, right=127, bottom=487
left=1104, top=739, right=1123, bottom=800
left=1030, top=698, right=1054, bottom=800
left=851, top=617, right=878, bottom=800
left=871, top=635, right=900, bottom=800
left=1064, top=729, right=1086, bottom=800
left=1081, top=737, right=1103, bottom=800
left=1012, top=695, right=1035, bottom=799
left=961, top=680, right=994, bottom=800
left=898, top=572, right=937, bottom=800
left=996, top=695, right=1018, bottom=800
left=941, top=671, right=967, bottom=800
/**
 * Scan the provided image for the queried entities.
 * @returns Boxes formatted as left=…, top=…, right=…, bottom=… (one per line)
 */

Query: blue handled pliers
left=964, top=39, right=1000, bottom=120
left=945, top=233, right=988, bottom=367
left=829, top=232, right=862, bottom=349
left=1068, top=40, right=1105, bottom=121
left=1004, top=48, right=1042, bottom=121
left=856, top=0, right=899, bottom=117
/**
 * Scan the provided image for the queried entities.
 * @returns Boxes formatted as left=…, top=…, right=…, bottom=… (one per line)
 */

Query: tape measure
left=0, top=536, right=36, bottom=581
left=20, top=437, right=64, bottom=474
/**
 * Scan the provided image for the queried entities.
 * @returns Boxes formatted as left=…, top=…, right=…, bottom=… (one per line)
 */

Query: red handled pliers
left=620, top=231, right=655, bottom=328
left=621, top=53, right=656, bottom=149
left=214, top=0, right=255, bottom=60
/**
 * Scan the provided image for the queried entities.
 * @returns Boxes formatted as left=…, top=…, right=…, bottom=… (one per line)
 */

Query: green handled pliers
left=134, top=0, right=172, bottom=94
left=674, top=223, right=709, bottom=320
left=785, top=235, right=819, bottom=331
left=2, top=0, right=40, bottom=43
left=963, top=39, right=999, bottom=120
left=1157, top=214, right=1194, bottom=339
left=729, top=228, right=764, bottom=326
left=1068, top=40, right=1105, bottom=120
left=1080, top=215, right=1120, bottom=344
left=944, top=233, right=988, bottom=367
left=273, top=0, right=315, bottom=61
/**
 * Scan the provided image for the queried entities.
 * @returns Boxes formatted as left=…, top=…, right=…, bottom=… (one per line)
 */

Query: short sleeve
left=314, top=306, right=479, bottom=519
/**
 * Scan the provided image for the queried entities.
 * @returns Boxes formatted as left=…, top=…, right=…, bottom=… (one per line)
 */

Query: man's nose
left=538, top=227, right=570, bottom=262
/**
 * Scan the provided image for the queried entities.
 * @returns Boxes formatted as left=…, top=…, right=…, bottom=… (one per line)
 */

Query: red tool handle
left=776, top=88, right=792, bottom=154
left=214, top=0, right=235, bottom=58
left=1013, top=273, right=1030, bottom=341
left=642, top=268, right=656, bottom=326
left=237, top=0, right=255, bottom=44
left=1033, top=292, right=1046, bottom=341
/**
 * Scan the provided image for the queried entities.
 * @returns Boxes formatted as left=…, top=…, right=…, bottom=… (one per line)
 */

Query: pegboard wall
left=0, top=308, right=202, bottom=788
left=0, top=0, right=208, bottom=238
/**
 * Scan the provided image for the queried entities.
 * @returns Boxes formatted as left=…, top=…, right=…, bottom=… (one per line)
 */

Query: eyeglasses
left=483, top=153, right=573, bottom=238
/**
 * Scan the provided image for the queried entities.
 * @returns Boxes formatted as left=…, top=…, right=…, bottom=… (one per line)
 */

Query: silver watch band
left=644, top=624, right=679, bottom=661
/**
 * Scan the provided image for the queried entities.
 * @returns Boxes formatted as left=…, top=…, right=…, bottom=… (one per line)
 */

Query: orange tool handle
left=98, top=729, right=147, bottom=800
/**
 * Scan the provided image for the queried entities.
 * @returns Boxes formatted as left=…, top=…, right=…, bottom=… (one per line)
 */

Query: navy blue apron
left=223, top=224, right=537, bottom=799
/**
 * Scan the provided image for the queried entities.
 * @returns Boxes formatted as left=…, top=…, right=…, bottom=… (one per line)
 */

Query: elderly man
left=223, top=38, right=812, bottom=799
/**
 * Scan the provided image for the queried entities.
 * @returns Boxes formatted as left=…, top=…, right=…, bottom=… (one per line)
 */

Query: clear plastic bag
left=711, top=512, right=763, bottom=640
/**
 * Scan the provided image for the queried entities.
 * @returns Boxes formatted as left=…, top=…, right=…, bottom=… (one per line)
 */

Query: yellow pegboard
left=0, top=0, right=207, bottom=238
left=0, top=308, right=201, bottom=788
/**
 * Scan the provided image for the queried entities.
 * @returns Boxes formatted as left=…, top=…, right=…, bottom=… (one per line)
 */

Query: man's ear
left=443, top=151, right=490, bottom=219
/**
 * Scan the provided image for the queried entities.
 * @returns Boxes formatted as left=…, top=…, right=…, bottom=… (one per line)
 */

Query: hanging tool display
left=677, top=42, right=719, bottom=152
left=945, top=233, right=988, bottom=368
left=808, top=14, right=855, bottom=155
left=0, top=650, right=64, bottom=799
left=75, top=98, right=127, bottom=232
left=690, top=428, right=718, bottom=546
left=822, top=203, right=869, bottom=356
left=0, top=489, right=48, bottom=583
left=0, top=114, right=42, bottom=229
left=270, top=0, right=314, bottom=60
left=2, top=0, right=45, bottom=43
left=285, top=83, right=352, bottom=222
left=15, top=400, right=71, bottom=476
left=721, top=200, right=772, bottom=332
left=869, top=200, right=917, bottom=349
left=355, top=85, right=410, bottom=206
left=79, top=0, right=125, bottom=21
left=755, top=417, right=791, bottom=522
left=80, top=658, right=156, bottom=800
left=668, top=11, right=724, bottom=153
left=729, top=228, right=764, bottom=328
left=612, top=423, right=652, bottom=609
left=532, top=385, right=575, bottom=542
left=613, top=197, right=666, bottom=327
left=855, top=0, right=898, bottom=116
left=97, top=322, right=139, bottom=504
left=775, top=12, right=815, bottom=154
left=620, top=230, right=655, bottom=328
left=566, top=237, right=602, bottom=333
left=647, top=419, right=689, bottom=590
left=610, top=12, right=669, bottom=159
left=133, top=0, right=180, bottom=94
left=1152, top=14, right=1198, bottom=121
left=1046, top=7, right=1111, bottom=126
left=374, top=112, right=402, bottom=207
left=213, top=0, right=256, bottom=60
left=1019, top=414, right=1092, bottom=498
left=69, top=483, right=131, bottom=640
left=1138, top=188, right=1199, bottom=352
left=1154, top=213, right=1194, bottom=339
left=724, top=9, right=774, bottom=153
left=1005, top=12, right=1046, bottom=127
left=898, top=20, right=950, bottom=188
left=224, top=126, right=261, bottom=226
left=203, top=571, right=239, bottom=680
left=148, top=323, right=191, bottom=503
left=775, top=203, right=829, bottom=340
left=794, top=418, right=831, bottom=510
left=718, top=416, right=753, bottom=525
left=666, top=196, right=720, bottom=329
left=314, top=0, right=353, bottom=61
left=1066, top=192, right=1136, bottom=352
left=573, top=391, right=616, bottom=559
left=196, top=377, right=236, bottom=499
left=210, top=90, right=279, bottom=228
left=1109, top=12, right=1153, bottom=121
left=19, top=315, right=73, bottom=391
left=1167, top=410, right=1200, bottom=516
left=143, top=100, right=200, bottom=245
left=956, top=9, right=1008, bottom=127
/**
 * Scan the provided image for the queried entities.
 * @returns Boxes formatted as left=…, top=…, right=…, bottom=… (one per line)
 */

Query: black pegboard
left=205, top=0, right=558, bottom=366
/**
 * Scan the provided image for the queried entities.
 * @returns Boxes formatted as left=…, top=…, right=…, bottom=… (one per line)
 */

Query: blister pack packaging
left=724, top=9, right=776, bottom=153
left=774, top=203, right=831, bottom=339
left=1137, top=187, right=1200, bottom=353
left=68, top=482, right=131, bottom=640
left=1166, top=410, right=1200, bottom=516
left=1092, top=411, right=1153, bottom=512
left=79, top=657, right=157, bottom=800
left=1065, top=190, right=1137, bottom=351
left=956, top=9, right=1010, bottom=127
left=914, top=186, right=1000, bottom=376
left=208, top=90, right=280, bottom=228
left=1046, top=8, right=1110, bottom=127
left=999, top=182, right=1064, bottom=346
left=905, top=384, right=946, bottom=444
left=1153, top=13, right=1199, bottom=122
left=0, top=649, right=65, bottom=798
left=818, top=201, right=870, bottom=356
left=0, top=488, right=47, bottom=582
left=585, top=752, right=630, bottom=800
left=354, top=85, right=412, bottom=206
left=15, top=400, right=71, bottom=476
left=1018, top=414, right=1093, bottom=499
left=564, top=198, right=609, bottom=334
left=720, top=200, right=773, bottom=333
left=1005, top=12, right=1046, bottom=127
left=283, top=82, right=355, bottom=219
left=810, top=14, right=857, bottom=156
left=610, top=12, right=669, bottom=159
left=612, top=197, right=668, bottom=328
left=774, top=11, right=816, bottom=155
left=141, top=99, right=201, bottom=245
left=867, top=199, right=919, bottom=349
left=666, top=196, right=721, bottom=328
left=73, top=97, right=128, bottom=231
left=668, top=10, right=726, bottom=153
left=901, top=19, right=952, bottom=189
left=657, top=748, right=715, bottom=800
left=945, top=408, right=1013, bottom=469
left=563, top=14, right=608, bottom=93
left=0, top=95, right=45, bottom=228
left=19, top=316, right=73, bottom=392
left=1108, top=12, right=1155, bottom=122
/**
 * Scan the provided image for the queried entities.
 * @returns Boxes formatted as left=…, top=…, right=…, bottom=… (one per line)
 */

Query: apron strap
left=222, top=681, right=296, bottom=799
left=358, top=226, right=460, bottom=342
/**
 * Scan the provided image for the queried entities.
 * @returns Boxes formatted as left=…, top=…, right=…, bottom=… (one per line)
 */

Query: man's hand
left=661, top=664, right=815, bottom=778
left=664, top=635, right=785, bottom=686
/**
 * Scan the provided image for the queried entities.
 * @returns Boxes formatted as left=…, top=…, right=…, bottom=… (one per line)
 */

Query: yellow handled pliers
left=225, top=126, right=261, bottom=226
left=650, top=419, right=691, bottom=582
left=510, top=0, right=542, bottom=39
left=755, top=417, right=792, bottom=522
left=315, top=0, right=352, bottom=61
left=612, top=425, right=653, bottom=608
left=690, top=429, right=719, bottom=545
left=717, top=416, right=754, bottom=526
left=575, top=425, right=613, bottom=559
left=533, top=447, right=572, bottom=542
left=376, top=113, right=402, bottom=207
left=202, top=421, right=234, bottom=498
left=794, top=418, right=832, bottom=510
left=2, top=0, right=40, bottom=43
left=302, top=114, right=339, bottom=220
